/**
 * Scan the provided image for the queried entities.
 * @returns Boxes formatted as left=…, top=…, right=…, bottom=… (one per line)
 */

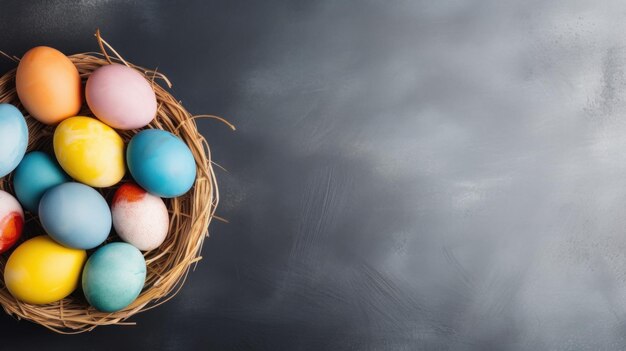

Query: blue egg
left=82, top=242, right=146, bottom=312
left=127, top=130, right=196, bottom=198
left=0, top=104, right=28, bottom=178
left=13, top=152, right=70, bottom=213
left=39, top=182, right=111, bottom=249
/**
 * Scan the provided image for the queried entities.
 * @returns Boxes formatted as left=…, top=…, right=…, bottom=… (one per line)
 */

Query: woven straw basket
left=0, top=31, right=228, bottom=333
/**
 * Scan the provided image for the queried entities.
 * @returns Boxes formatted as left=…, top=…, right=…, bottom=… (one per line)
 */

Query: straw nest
left=0, top=31, right=230, bottom=333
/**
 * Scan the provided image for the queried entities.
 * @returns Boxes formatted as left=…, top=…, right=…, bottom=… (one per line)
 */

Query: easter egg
left=0, top=104, right=28, bottom=177
left=53, top=116, right=125, bottom=187
left=86, top=64, right=157, bottom=130
left=39, top=182, right=111, bottom=250
left=16, top=46, right=81, bottom=124
left=0, top=190, right=23, bottom=254
left=112, top=183, right=169, bottom=251
left=4, top=236, right=86, bottom=304
left=127, top=130, right=196, bottom=198
left=82, top=242, right=146, bottom=312
left=13, top=152, right=70, bottom=213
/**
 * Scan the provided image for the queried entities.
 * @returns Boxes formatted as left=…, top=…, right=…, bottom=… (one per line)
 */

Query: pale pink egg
left=0, top=190, right=24, bottom=254
left=86, top=64, right=157, bottom=130
left=112, top=183, right=169, bottom=251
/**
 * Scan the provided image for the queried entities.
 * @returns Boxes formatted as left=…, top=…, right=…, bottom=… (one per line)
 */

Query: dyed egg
left=127, top=130, right=196, bottom=198
left=4, top=236, right=86, bottom=304
left=16, top=46, right=81, bottom=124
left=0, top=104, right=28, bottom=177
left=0, top=190, right=23, bottom=254
left=86, top=64, right=157, bottom=130
left=39, top=182, right=111, bottom=250
left=82, top=242, right=146, bottom=312
left=112, top=183, right=169, bottom=251
left=13, top=152, right=70, bottom=213
left=53, top=116, right=125, bottom=187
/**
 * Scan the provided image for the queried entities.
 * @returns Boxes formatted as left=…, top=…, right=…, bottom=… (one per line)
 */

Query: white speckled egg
left=112, top=183, right=169, bottom=251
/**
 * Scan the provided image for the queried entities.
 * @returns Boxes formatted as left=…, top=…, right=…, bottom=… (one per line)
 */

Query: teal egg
left=13, top=152, right=70, bottom=213
left=82, top=242, right=146, bottom=312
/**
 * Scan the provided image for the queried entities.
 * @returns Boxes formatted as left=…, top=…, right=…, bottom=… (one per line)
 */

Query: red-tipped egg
left=0, top=190, right=24, bottom=254
left=112, top=183, right=169, bottom=251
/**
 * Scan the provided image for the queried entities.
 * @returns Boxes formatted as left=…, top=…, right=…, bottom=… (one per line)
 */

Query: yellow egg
left=4, top=236, right=86, bottom=304
left=54, top=116, right=125, bottom=187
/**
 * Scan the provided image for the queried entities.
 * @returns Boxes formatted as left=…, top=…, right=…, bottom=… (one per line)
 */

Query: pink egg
left=86, top=64, right=157, bottom=130
left=112, top=183, right=169, bottom=251
left=0, top=190, right=24, bottom=254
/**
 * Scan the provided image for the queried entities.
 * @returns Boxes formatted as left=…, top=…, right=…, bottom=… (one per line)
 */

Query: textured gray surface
left=2, top=0, right=624, bottom=350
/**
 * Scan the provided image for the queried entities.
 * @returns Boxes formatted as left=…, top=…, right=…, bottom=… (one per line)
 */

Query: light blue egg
left=82, top=242, right=146, bottom=312
left=13, top=152, right=70, bottom=213
left=127, top=129, right=196, bottom=198
left=0, top=104, right=28, bottom=178
left=39, top=182, right=111, bottom=249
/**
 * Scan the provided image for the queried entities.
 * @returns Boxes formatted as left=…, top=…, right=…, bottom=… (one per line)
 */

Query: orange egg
left=16, top=47, right=82, bottom=125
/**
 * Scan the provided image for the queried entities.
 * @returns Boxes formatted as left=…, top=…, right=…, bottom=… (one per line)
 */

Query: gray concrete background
left=1, top=1, right=623, bottom=350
